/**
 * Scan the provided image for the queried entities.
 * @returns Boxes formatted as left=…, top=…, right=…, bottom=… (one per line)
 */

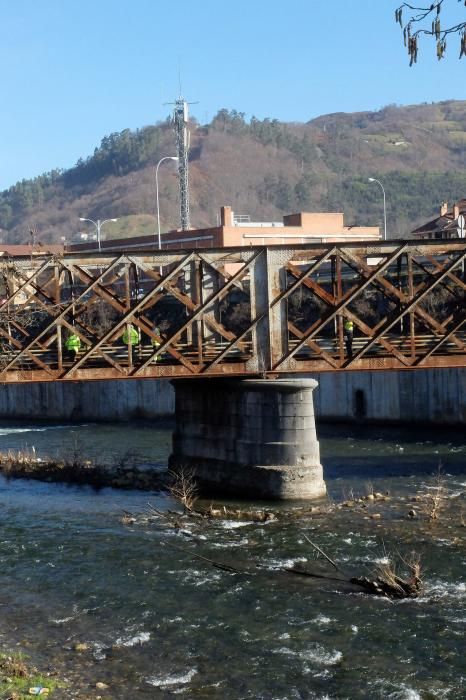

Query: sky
left=0, top=0, right=465, bottom=190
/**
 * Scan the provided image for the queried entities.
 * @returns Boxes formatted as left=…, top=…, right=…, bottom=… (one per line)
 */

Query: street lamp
left=368, top=178, right=387, bottom=241
left=79, top=217, right=118, bottom=252
left=156, top=156, right=178, bottom=250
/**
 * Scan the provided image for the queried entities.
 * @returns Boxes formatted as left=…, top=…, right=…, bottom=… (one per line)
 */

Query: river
left=0, top=421, right=464, bottom=699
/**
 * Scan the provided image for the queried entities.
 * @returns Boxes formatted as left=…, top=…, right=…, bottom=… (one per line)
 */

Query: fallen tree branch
left=167, top=543, right=243, bottom=573
left=302, top=534, right=342, bottom=572
left=283, top=564, right=347, bottom=583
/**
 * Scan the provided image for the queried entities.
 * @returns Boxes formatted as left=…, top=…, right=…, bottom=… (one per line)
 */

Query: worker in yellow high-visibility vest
left=122, top=324, right=141, bottom=346
left=344, top=319, right=354, bottom=358
left=65, top=333, right=81, bottom=360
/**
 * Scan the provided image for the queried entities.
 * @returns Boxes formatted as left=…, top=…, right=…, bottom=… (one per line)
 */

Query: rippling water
left=0, top=421, right=464, bottom=699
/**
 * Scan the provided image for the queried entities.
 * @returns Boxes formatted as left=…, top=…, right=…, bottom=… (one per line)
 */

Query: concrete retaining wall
left=0, top=378, right=175, bottom=421
left=0, top=368, right=464, bottom=425
left=313, top=368, right=466, bottom=426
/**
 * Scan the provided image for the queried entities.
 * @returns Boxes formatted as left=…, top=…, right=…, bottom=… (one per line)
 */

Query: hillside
left=2, top=100, right=466, bottom=245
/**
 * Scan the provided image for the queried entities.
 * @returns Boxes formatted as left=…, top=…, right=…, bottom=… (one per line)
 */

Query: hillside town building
left=412, top=199, right=466, bottom=239
left=0, top=244, right=63, bottom=256
left=68, top=206, right=380, bottom=253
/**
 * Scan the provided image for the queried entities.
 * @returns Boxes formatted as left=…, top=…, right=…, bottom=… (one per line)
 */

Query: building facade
left=68, top=206, right=380, bottom=254
left=412, top=199, right=466, bottom=239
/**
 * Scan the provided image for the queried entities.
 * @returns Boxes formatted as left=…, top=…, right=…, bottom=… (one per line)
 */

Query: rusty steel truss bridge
left=0, top=240, right=464, bottom=383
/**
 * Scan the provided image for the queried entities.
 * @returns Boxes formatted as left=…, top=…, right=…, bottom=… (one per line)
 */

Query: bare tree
left=395, top=1, right=466, bottom=63
left=168, top=466, right=198, bottom=513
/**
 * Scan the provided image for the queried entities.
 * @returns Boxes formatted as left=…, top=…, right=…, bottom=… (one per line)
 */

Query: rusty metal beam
left=272, top=243, right=409, bottom=369
left=349, top=250, right=466, bottom=364
left=0, top=241, right=464, bottom=383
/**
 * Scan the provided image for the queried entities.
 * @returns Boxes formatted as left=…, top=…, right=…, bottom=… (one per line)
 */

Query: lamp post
left=79, top=217, right=118, bottom=252
left=368, top=178, right=387, bottom=241
left=156, top=156, right=178, bottom=250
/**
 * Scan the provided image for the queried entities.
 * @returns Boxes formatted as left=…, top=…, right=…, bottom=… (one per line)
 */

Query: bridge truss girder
left=0, top=240, right=464, bottom=383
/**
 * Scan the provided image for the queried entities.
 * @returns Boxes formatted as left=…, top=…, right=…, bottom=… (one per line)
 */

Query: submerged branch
left=302, top=534, right=342, bottom=572
left=167, top=543, right=243, bottom=574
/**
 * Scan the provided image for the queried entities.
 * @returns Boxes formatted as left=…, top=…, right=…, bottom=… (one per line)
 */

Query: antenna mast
left=173, top=97, right=191, bottom=230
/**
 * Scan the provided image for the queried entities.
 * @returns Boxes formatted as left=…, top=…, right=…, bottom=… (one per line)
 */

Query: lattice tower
left=173, top=98, right=191, bottom=230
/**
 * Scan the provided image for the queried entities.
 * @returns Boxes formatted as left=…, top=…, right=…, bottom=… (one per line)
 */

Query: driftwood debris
left=349, top=574, right=421, bottom=599
left=302, top=534, right=342, bottom=572
left=288, top=542, right=423, bottom=599
left=164, top=534, right=423, bottom=600
left=168, top=543, right=243, bottom=574
left=126, top=492, right=424, bottom=601
left=350, top=551, right=423, bottom=599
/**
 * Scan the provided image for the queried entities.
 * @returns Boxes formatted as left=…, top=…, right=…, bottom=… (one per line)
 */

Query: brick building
left=68, top=206, right=380, bottom=254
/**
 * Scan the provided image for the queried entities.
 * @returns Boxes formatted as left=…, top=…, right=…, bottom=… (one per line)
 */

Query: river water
left=0, top=421, right=464, bottom=699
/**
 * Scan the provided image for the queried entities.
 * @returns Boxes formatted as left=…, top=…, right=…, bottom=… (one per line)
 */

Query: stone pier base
left=169, top=378, right=326, bottom=500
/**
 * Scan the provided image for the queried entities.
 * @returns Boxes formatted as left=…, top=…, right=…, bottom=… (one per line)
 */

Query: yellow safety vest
left=122, top=325, right=141, bottom=345
left=65, top=334, right=81, bottom=351
left=344, top=320, right=354, bottom=332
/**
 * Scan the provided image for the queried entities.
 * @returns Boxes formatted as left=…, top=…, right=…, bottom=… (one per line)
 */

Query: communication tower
left=173, top=98, right=191, bottom=230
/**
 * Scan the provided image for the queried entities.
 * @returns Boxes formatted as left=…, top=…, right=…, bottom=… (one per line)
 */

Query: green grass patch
left=0, top=652, right=63, bottom=698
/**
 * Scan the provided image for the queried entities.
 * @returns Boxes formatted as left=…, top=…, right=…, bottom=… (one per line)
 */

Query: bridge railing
left=0, top=239, right=464, bottom=382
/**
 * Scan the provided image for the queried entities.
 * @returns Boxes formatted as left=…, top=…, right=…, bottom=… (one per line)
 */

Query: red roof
left=0, top=244, right=64, bottom=256
left=412, top=199, right=466, bottom=235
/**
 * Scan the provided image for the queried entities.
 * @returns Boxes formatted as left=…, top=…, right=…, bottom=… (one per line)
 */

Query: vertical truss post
left=250, top=248, right=286, bottom=373
left=184, top=260, right=196, bottom=346
left=124, top=266, right=130, bottom=312
left=199, top=257, right=221, bottom=347
left=408, top=252, right=415, bottom=358
left=54, top=264, right=60, bottom=307
left=125, top=322, right=133, bottom=370
left=55, top=264, right=62, bottom=370
left=194, top=259, right=203, bottom=364
left=336, top=251, right=344, bottom=362
left=397, top=254, right=403, bottom=335
left=57, top=324, right=63, bottom=371
left=331, top=254, right=337, bottom=339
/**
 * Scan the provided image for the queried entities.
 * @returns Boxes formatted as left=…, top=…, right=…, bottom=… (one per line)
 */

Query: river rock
left=96, top=682, right=109, bottom=689
left=73, top=642, right=88, bottom=652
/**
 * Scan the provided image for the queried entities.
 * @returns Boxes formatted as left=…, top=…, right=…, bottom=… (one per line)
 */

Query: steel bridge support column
left=169, top=378, right=325, bottom=500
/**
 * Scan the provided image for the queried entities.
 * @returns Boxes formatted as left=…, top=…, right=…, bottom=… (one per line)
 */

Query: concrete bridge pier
left=169, top=378, right=326, bottom=500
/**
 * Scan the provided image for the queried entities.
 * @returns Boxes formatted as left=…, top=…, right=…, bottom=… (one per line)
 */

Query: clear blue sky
left=1, top=0, right=465, bottom=190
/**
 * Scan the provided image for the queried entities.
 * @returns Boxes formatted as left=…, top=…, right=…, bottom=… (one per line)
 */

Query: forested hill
left=2, top=100, right=466, bottom=245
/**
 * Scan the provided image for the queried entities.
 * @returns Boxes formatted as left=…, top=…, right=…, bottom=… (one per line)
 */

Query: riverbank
left=0, top=449, right=168, bottom=491
left=0, top=651, right=62, bottom=698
